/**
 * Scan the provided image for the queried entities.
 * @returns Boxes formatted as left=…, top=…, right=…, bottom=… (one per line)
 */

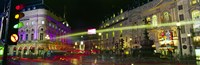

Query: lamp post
left=187, top=33, right=192, bottom=55
left=176, top=22, right=182, bottom=58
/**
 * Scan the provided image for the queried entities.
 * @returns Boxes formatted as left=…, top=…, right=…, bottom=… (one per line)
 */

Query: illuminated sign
left=87, top=28, right=96, bottom=34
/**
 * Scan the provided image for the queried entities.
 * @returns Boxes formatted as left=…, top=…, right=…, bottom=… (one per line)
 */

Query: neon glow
left=54, top=20, right=200, bottom=39
left=87, top=28, right=96, bottom=34
left=0, top=47, right=4, bottom=55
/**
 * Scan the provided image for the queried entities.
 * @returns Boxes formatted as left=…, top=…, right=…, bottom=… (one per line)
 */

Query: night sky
left=0, top=0, right=139, bottom=32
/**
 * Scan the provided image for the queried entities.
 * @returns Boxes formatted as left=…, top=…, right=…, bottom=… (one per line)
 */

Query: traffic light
left=6, top=0, right=25, bottom=45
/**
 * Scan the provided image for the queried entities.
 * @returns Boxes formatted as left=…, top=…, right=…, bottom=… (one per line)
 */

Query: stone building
left=99, top=0, right=200, bottom=56
left=8, top=1, right=72, bottom=57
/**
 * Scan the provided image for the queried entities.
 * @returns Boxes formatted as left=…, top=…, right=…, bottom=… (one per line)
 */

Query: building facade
left=100, top=0, right=200, bottom=56
left=8, top=3, right=72, bottom=57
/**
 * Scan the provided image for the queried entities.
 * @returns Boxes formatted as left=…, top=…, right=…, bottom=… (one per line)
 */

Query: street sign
left=88, top=28, right=96, bottom=34
left=10, top=34, right=18, bottom=43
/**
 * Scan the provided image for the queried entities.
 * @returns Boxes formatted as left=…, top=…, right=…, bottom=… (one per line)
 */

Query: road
left=3, top=54, right=199, bottom=65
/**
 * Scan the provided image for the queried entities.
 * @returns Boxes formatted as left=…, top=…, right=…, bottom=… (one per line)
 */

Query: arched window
left=20, top=34, right=23, bottom=41
left=21, top=30, right=23, bottom=32
left=31, top=34, right=34, bottom=40
left=32, top=29, right=34, bottom=31
left=41, top=28, right=43, bottom=31
left=152, top=15, right=158, bottom=26
left=163, top=12, right=170, bottom=22
left=26, top=34, right=28, bottom=40
left=146, top=17, right=151, bottom=24
left=40, top=33, right=44, bottom=40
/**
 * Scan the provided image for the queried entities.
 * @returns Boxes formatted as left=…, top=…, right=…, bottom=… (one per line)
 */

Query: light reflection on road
left=7, top=55, right=200, bottom=65
left=70, top=58, right=79, bottom=65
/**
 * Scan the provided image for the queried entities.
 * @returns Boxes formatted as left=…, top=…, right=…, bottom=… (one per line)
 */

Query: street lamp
left=187, top=33, right=192, bottom=55
left=98, top=33, right=102, bottom=36
left=98, top=33, right=102, bottom=50
left=45, top=35, right=50, bottom=40
left=75, top=42, right=78, bottom=46
left=176, top=22, right=182, bottom=58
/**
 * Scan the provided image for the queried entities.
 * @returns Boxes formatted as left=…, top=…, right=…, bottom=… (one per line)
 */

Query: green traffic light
left=13, top=22, right=24, bottom=29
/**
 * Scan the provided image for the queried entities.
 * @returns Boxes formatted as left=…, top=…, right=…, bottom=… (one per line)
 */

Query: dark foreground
left=0, top=54, right=198, bottom=65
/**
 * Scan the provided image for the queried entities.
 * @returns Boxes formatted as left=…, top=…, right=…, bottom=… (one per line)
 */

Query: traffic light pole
left=2, top=0, right=11, bottom=65
left=2, top=44, right=8, bottom=65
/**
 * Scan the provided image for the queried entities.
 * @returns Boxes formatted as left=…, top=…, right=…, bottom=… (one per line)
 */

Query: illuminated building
left=99, top=0, right=153, bottom=53
left=100, top=0, right=198, bottom=56
left=8, top=1, right=72, bottom=57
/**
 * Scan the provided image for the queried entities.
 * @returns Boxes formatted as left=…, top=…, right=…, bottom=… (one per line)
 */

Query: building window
left=152, top=15, right=158, bottom=26
left=52, top=24, right=54, bottom=28
left=26, top=22, right=29, bottom=26
left=120, top=23, right=122, bottom=26
left=28, top=8, right=30, bottom=11
left=106, top=33, right=108, bottom=39
left=33, top=6, right=36, bottom=9
left=178, top=5, right=183, bottom=10
left=55, top=26, right=57, bottom=29
left=20, top=35, right=23, bottom=41
left=41, top=28, right=43, bottom=31
left=181, top=26, right=185, bottom=33
left=31, top=34, right=34, bottom=40
left=40, top=33, right=43, bottom=40
left=163, top=12, right=170, bottom=22
left=182, top=38, right=186, bottom=43
left=26, top=34, right=28, bottom=40
left=26, top=29, right=28, bottom=32
left=179, top=14, right=184, bottom=21
left=31, top=22, right=34, bottom=25
left=21, top=30, right=23, bottom=32
left=112, top=27, right=115, bottom=37
left=42, top=21, right=45, bottom=24
left=191, top=0, right=197, bottom=5
left=49, top=23, right=51, bottom=27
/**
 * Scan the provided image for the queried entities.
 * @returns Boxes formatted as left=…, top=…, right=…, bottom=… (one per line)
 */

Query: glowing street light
left=176, top=22, right=181, bottom=26
left=98, top=33, right=102, bottom=36
left=187, top=34, right=191, bottom=37
left=45, top=35, right=50, bottom=39
left=130, top=38, right=132, bottom=41
left=75, top=42, right=78, bottom=45
left=80, top=41, right=84, bottom=45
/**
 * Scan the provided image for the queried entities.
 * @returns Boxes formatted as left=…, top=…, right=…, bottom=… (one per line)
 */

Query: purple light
left=19, top=14, right=72, bottom=44
left=34, top=30, right=38, bottom=40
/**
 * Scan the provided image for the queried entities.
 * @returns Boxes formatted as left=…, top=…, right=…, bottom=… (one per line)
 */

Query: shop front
left=158, top=30, right=178, bottom=57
